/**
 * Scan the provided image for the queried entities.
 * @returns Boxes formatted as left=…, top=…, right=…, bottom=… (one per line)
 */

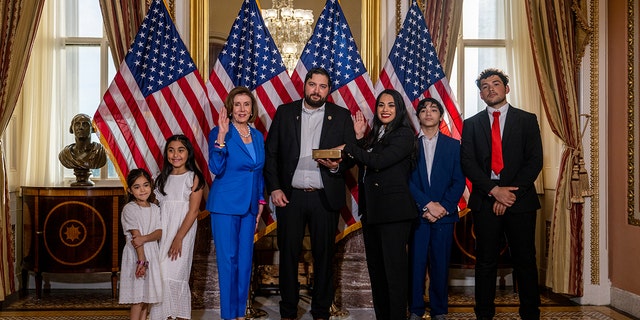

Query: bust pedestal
left=71, top=168, right=94, bottom=186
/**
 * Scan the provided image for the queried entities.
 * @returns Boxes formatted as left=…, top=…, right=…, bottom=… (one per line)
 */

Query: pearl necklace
left=233, top=123, right=251, bottom=138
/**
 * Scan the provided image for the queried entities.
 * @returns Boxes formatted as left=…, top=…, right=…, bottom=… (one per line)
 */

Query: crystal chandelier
left=261, top=0, right=314, bottom=74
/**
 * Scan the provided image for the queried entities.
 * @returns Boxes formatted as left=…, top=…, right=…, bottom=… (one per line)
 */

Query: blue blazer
left=409, top=133, right=465, bottom=224
left=206, top=125, right=265, bottom=216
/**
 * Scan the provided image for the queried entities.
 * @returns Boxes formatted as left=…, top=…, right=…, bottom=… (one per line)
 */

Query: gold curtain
left=98, top=0, right=147, bottom=65
left=0, top=0, right=46, bottom=301
left=422, top=0, right=462, bottom=76
left=526, top=0, right=592, bottom=296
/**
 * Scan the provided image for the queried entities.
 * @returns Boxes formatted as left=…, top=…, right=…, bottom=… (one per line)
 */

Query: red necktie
left=491, top=111, right=503, bottom=175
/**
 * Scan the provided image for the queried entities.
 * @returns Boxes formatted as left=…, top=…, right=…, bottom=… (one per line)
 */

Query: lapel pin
left=328, top=116, right=332, bottom=120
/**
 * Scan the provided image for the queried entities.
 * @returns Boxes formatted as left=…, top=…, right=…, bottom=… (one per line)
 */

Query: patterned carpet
left=1, top=290, right=125, bottom=311
left=0, top=288, right=635, bottom=319
left=1, top=287, right=566, bottom=311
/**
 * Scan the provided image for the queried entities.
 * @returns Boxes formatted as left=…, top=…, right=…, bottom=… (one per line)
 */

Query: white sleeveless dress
left=149, top=171, right=198, bottom=320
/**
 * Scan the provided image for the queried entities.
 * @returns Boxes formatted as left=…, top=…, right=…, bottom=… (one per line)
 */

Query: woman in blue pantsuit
left=207, top=86, right=265, bottom=320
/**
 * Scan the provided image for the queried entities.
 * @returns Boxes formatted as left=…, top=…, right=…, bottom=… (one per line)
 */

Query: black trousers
left=473, top=200, right=541, bottom=320
left=276, top=189, right=338, bottom=319
left=362, top=219, right=413, bottom=320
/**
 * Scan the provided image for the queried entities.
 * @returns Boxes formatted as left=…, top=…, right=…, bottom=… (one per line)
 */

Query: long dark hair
left=125, top=168, right=156, bottom=204
left=155, top=134, right=206, bottom=195
left=364, top=89, right=417, bottom=169
left=365, top=89, right=414, bottom=147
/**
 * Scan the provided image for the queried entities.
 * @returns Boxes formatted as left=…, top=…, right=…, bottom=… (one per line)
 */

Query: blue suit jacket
left=206, top=125, right=265, bottom=216
left=409, top=132, right=465, bottom=224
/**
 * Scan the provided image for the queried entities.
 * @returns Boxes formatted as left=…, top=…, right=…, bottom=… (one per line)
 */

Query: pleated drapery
left=526, top=0, right=592, bottom=296
left=98, top=0, right=147, bottom=66
left=421, top=0, right=462, bottom=76
left=0, top=0, right=45, bottom=301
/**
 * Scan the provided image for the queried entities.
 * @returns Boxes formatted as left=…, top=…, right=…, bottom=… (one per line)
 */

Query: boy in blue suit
left=408, top=98, right=465, bottom=320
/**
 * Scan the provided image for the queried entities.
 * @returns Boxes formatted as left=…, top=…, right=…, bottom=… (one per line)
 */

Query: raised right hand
left=353, top=111, right=367, bottom=139
left=217, top=106, right=229, bottom=137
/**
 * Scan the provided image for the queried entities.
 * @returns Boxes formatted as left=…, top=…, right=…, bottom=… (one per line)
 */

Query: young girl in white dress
left=119, top=168, right=163, bottom=320
left=149, top=134, right=206, bottom=320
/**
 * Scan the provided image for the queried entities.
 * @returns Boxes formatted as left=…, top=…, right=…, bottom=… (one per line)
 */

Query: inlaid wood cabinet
left=21, top=186, right=126, bottom=298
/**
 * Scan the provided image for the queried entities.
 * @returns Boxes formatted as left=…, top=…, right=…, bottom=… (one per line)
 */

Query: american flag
left=94, top=0, right=214, bottom=184
left=291, top=0, right=377, bottom=241
left=376, top=0, right=467, bottom=210
left=206, top=0, right=300, bottom=239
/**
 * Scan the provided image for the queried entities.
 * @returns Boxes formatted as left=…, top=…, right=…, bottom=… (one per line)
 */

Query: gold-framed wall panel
left=589, top=0, right=600, bottom=284
left=190, top=0, right=209, bottom=79
left=362, top=0, right=381, bottom=82
left=628, top=0, right=640, bottom=226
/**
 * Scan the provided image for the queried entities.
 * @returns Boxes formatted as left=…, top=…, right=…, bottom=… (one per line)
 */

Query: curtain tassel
left=578, top=155, right=592, bottom=197
left=570, top=161, right=584, bottom=204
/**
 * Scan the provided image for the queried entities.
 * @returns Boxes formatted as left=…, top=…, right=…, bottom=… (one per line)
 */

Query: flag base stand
left=330, top=303, right=350, bottom=320
left=245, top=304, right=269, bottom=320
left=246, top=259, right=269, bottom=320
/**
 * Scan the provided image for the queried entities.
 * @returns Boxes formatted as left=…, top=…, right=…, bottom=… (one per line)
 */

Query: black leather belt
left=294, top=188, right=322, bottom=192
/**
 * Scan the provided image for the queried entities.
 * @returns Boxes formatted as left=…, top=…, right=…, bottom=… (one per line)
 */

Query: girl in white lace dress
left=119, top=168, right=163, bottom=320
left=150, top=135, right=206, bottom=320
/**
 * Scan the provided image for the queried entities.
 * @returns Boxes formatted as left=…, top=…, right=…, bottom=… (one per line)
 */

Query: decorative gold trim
left=627, top=0, right=640, bottom=226
left=190, top=0, right=209, bottom=79
left=589, top=0, right=600, bottom=285
left=167, top=0, right=175, bottom=18
left=362, top=0, right=380, bottom=82
left=396, top=0, right=402, bottom=35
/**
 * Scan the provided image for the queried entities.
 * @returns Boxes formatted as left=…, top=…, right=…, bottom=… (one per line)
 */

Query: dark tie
left=491, top=111, right=503, bottom=175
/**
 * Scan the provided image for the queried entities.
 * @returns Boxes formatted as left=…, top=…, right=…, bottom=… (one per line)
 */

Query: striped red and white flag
left=94, top=0, right=214, bottom=184
left=376, top=0, right=468, bottom=210
left=205, top=0, right=300, bottom=239
left=290, top=0, right=377, bottom=241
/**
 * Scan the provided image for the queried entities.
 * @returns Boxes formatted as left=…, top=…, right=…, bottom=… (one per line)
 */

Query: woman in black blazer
left=339, top=89, right=418, bottom=320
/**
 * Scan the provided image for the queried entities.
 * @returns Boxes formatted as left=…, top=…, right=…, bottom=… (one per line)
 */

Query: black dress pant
left=276, top=189, right=338, bottom=319
left=473, top=200, right=541, bottom=320
left=362, top=219, right=413, bottom=320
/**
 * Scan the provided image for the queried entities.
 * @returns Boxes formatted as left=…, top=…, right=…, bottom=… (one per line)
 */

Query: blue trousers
left=211, top=211, right=256, bottom=319
left=408, top=220, right=454, bottom=317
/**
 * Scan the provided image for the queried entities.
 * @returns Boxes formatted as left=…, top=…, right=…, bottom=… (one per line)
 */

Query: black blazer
left=264, top=100, right=356, bottom=211
left=460, top=105, right=543, bottom=213
left=343, top=126, right=418, bottom=224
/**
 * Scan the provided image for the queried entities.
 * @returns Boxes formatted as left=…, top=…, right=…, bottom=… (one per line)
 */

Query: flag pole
left=245, top=257, right=268, bottom=319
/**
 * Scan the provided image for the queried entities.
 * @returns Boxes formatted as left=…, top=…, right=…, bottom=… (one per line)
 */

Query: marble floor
left=0, top=288, right=636, bottom=320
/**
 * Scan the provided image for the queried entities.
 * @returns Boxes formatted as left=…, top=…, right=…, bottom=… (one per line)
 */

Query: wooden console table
left=21, top=186, right=126, bottom=298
